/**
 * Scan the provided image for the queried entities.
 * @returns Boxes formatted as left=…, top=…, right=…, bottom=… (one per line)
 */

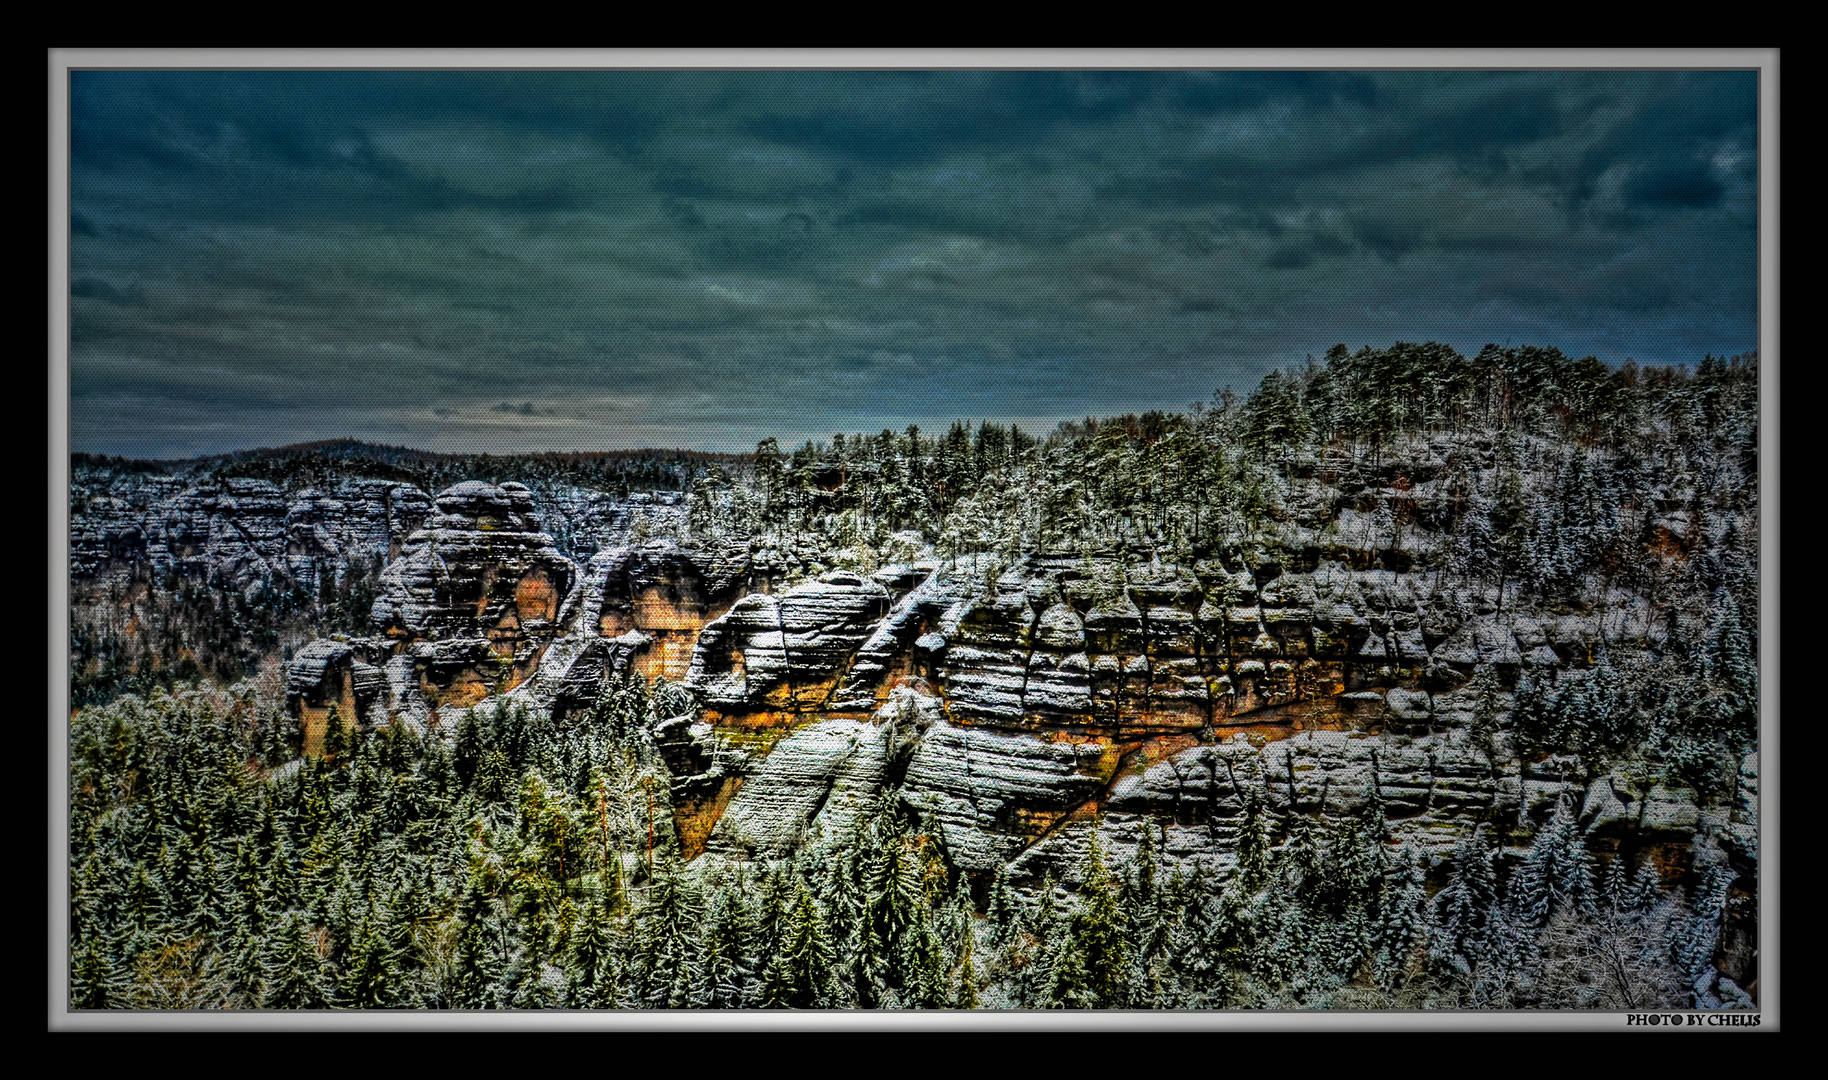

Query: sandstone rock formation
left=222, top=431, right=1725, bottom=895
left=688, top=569, right=899, bottom=717
left=265, top=483, right=1704, bottom=875
left=72, top=472, right=434, bottom=592
left=280, top=483, right=771, bottom=749
left=285, top=637, right=390, bottom=751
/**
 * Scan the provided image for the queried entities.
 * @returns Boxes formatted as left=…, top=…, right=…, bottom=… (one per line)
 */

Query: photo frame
left=50, top=48, right=1780, bottom=1032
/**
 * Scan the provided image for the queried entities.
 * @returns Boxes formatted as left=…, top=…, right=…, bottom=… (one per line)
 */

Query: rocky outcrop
left=71, top=473, right=434, bottom=592
left=138, top=478, right=291, bottom=586
left=285, top=637, right=391, bottom=752
left=371, top=481, right=579, bottom=640
left=687, top=570, right=899, bottom=715
left=528, top=487, right=688, bottom=560
left=579, top=539, right=756, bottom=683
left=901, top=714, right=1108, bottom=870
left=614, top=517, right=1678, bottom=878
left=225, top=431, right=1725, bottom=904
left=273, top=482, right=578, bottom=739
left=259, top=484, right=1711, bottom=898
left=705, top=713, right=902, bottom=859
left=678, top=553, right=1469, bottom=733
left=281, top=481, right=435, bottom=566
left=283, top=487, right=772, bottom=739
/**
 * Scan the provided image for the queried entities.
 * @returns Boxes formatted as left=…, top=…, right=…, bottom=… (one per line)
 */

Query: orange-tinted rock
left=578, top=540, right=755, bottom=687
left=286, top=638, right=388, bottom=753
left=286, top=482, right=583, bottom=734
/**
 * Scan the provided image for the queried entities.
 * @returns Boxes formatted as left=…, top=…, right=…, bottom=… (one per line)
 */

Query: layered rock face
left=278, top=482, right=576, bottom=747
left=69, top=465, right=696, bottom=589
left=71, top=472, right=434, bottom=592
left=284, top=481, right=436, bottom=566
left=533, top=488, right=689, bottom=560
left=371, top=482, right=578, bottom=645
left=583, top=539, right=756, bottom=683
left=654, top=529, right=1694, bottom=867
left=685, top=548, right=1655, bottom=737
left=274, top=487, right=1699, bottom=873
left=480, top=538, right=762, bottom=731
left=691, top=672, right=1705, bottom=886
left=254, top=446, right=1722, bottom=895
left=687, top=569, right=900, bottom=718
left=329, top=482, right=582, bottom=723
left=998, top=729, right=1583, bottom=884
left=285, top=638, right=390, bottom=751
left=285, top=484, right=762, bottom=745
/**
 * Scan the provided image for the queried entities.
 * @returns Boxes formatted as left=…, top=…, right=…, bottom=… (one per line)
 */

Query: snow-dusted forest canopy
left=66, top=342, right=1760, bottom=1010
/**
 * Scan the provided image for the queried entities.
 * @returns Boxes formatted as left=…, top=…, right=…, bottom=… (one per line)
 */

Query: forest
left=65, top=342, right=1761, bottom=1011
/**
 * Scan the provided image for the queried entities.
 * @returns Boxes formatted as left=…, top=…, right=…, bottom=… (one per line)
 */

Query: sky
left=67, top=67, right=1760, bottom=459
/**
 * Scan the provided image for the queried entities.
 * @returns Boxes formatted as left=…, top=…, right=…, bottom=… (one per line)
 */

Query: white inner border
left=48, top=46, right=1779, bottom=1032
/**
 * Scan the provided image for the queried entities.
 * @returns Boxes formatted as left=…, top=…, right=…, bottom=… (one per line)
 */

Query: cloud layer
left=69, top=70, right=1759, bottom=458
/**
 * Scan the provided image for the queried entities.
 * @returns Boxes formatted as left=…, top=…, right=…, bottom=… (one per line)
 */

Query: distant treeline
left=73, top=442, right=751, bottom=497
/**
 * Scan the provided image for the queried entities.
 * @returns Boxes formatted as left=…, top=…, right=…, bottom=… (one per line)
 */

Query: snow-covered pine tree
left=1431, top=827, right=1500, bottom=976
left=1510, top=796, right=1597, bottom=928
left=263, top=911, right=332, bottom=1009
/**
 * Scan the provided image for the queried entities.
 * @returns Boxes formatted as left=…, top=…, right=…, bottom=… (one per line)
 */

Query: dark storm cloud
left=1623, top=161, right=1726, bottom=209
left=69, top=68, right=1759, bottom=458
left=492, top=401, right=556, bottom=417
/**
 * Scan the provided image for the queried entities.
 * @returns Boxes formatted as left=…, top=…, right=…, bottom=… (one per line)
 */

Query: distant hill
left=72, top=439, right=753, bottom=493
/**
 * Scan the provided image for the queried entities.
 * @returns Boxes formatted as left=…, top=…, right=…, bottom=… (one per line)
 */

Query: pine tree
left=1074, top=835, right=1127, bottom=1007
left=1587, top=643, right=1637, bottom=753
left=1602, top=851, right=1632, bottom=912
left=951, top=924, right=981, bottom=1010
left=847, top=915, right=889, bottom=1009
left=637, top=856, right=704, bottom=1008
left=1368, top=845, right=1428, bottom=989
left=122, top=860, right=166, bottom=940
left=1704, top=587, right=1757, bottom=746
left=697, top=885, right=752, bottom=1009
left=1432, top=828, right=1500, bottom=975
left=1167, top=868, right=1218, bottom=996
left=776, top=884, right=838, bottom=1008
left=758, top=946, right=797, bottom=1009
left=221, top=925, right=267, bottom=1008
left=570, top=892, right=616, bottom=995
left=1036, top=913, right=1091, bottom=1009
left=453, top=708, right=484, bottom=785
left=1468, top=664, right=1506, bottom=759
left=176, top=839, right=225, bottom=942
left=1624, top=858, right=1664, bottom=915
left=321, top=703, right=350, bottom=762
left=986, top=865, right=1017, bottom=946
left=1669, top=864, right=1734, bottom=988
left=385, top=886, right=422, bottom=985
left=898, top=912, right=949, bottom=1008
left=339, top=904, right=399, bottom=1008
left=263, top=912, right=331, bottom=1009
left=1235, top=790, right=1272, bottom=895
left=861, top=800, right=924, bottom=985
left=476, top=748, right=515, bottom=805
left=452, top=865, right=506, bottom=1009
left=1511, top=796, right=1597, bottom=928
left=70, top=930, right=122, bottom=1009
left=1511, top=670, right=1556, bottom=758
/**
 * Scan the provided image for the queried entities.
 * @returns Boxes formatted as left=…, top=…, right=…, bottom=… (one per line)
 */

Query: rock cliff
left=280, top=483, right=771, bottom=750
left=72, top=473, right=433, bottom=591
left=270, top=470, right=1722, bottom=882
left=89, top=421, right=1744, bottom=943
